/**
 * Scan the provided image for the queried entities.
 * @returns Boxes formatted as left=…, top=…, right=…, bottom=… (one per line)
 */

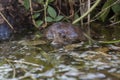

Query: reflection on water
left=0, top=23, right=120, bottom=80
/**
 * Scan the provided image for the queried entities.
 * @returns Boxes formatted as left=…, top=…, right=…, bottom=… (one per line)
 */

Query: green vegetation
left=22, top=0, right=120, bottom=28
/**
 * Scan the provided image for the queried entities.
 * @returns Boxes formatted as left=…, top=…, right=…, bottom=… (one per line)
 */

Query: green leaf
left=33, top=13, right=40, bottom=19
left=99, top=0, right=115, bottom=22
left=49, top=0, right=54, bottom=2
left=112, top=3, right=120, bottom=14
left=46, top=17, right=54, bottom=22
left=54, top=16, right=64, bottom=21
left=36, top=20, right=43, bottom=27
left=24, top=0, right=30, bottom=10
left=74, top=14, right=79, bottom=20
left=100, top=8, right=110, bottom=22
left=47, top=5, right=57, bottom=18
left=37, top=0, right=44, bottom=4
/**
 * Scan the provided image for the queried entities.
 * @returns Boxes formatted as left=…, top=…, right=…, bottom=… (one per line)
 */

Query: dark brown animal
left=45, top=22, right=86, bottom=47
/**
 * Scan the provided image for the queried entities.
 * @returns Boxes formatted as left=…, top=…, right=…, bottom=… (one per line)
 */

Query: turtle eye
left=62, top=34, right=66, bottom=38
left=59, top=33, right=66, bottom=39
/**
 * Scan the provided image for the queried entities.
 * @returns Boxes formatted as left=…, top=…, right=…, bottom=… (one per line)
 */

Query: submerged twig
left=7, top=59, right=40, bottom=67
left=99, top=40, right=120, bottom=44
left=5, top=58, right=16, bottom=78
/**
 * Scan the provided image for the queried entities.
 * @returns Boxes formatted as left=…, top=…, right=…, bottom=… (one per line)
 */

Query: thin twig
left=8, top=60, right=40, bottom=67
left=72, top=0, right=101, bottom=24
left=93, top=0, right=119, bottom=20
left=0, top=12, right=14, bottom=30
left=29, top=0, right=38, bottom=28
left=42, top=0, right=49, bottom=28
left=5, top=58, right=16, bottom=78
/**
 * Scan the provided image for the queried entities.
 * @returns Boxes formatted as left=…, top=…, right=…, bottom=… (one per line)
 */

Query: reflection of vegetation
left=1, top=39, right=120, bottom=80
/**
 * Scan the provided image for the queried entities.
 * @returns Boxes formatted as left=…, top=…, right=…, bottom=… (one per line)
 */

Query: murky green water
left=0, top=23, right=120, bottom=80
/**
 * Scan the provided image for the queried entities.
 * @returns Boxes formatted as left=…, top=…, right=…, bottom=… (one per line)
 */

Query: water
left=0, top=23, right=120, bottom=80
